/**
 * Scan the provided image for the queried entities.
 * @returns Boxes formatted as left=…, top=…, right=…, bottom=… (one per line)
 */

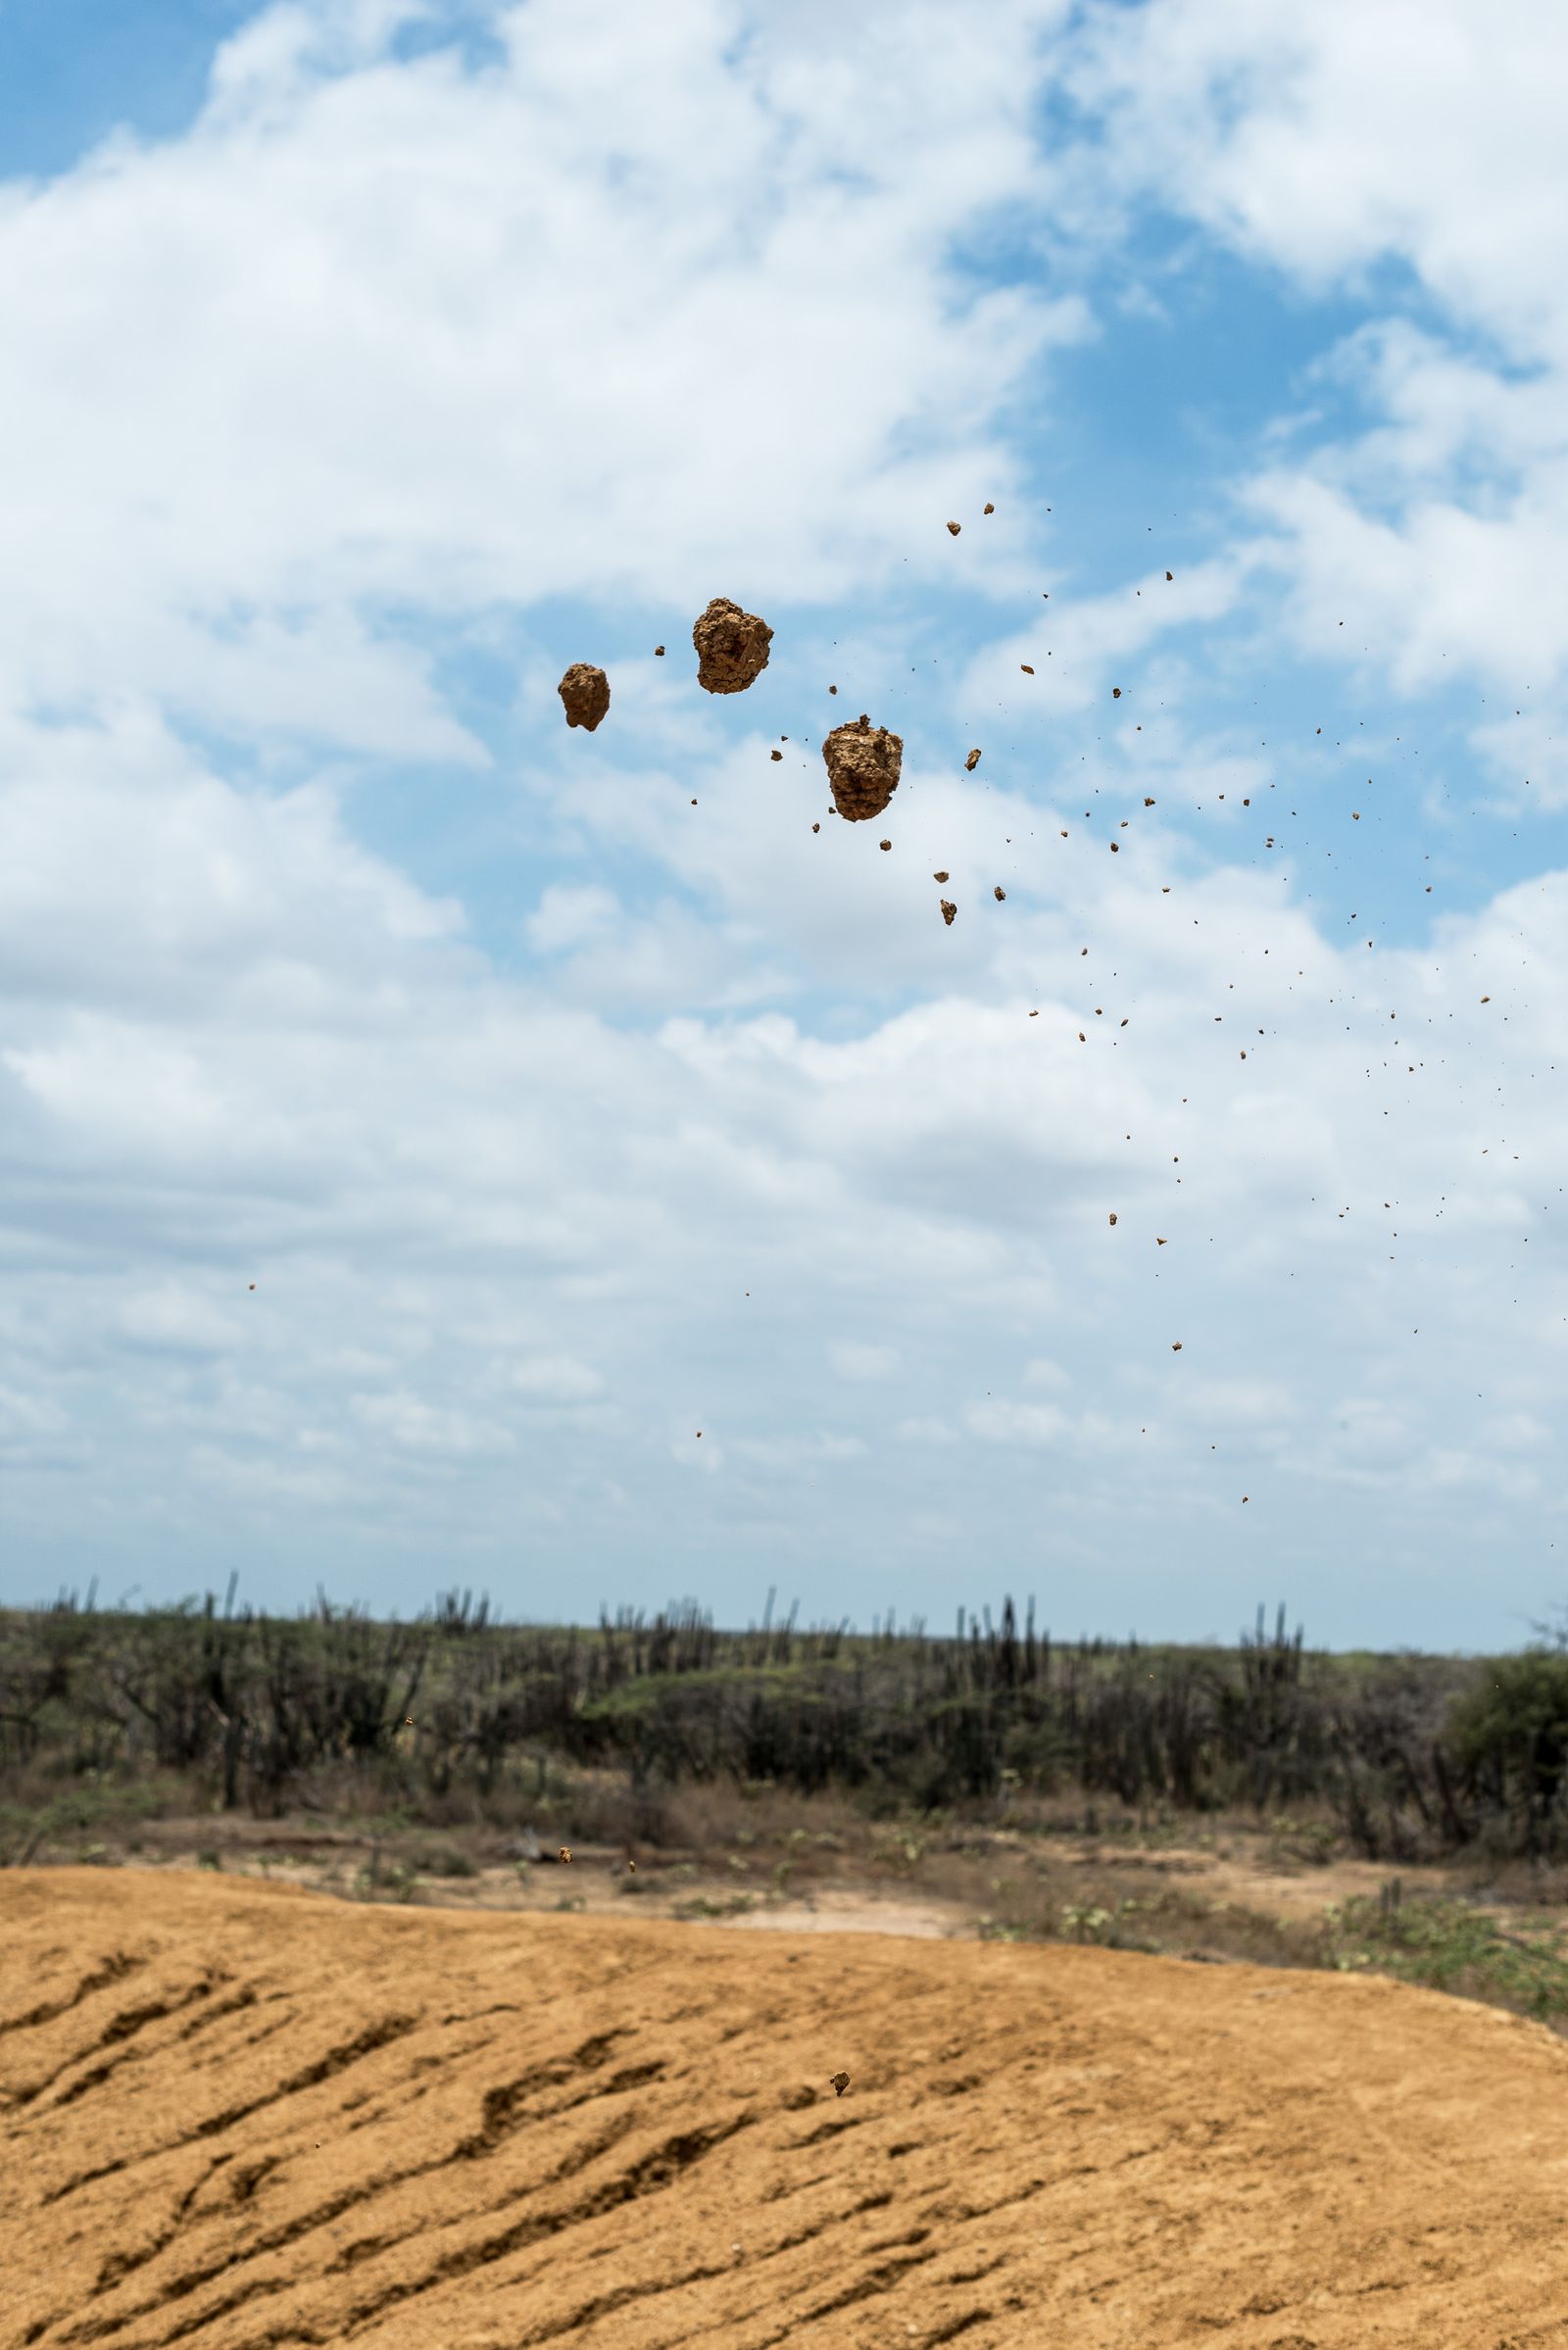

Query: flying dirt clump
left=822, top=714, right=904, bottom=823
left=558, top=664, right=610, bottom=732
left=941, top=900, right=956, bottom=927
left=692, top=597, right=773, bottom=695
left=965, top=748, right=981, bottom=771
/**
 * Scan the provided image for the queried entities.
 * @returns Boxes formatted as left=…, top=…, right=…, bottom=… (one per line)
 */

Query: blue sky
left=1, top=0, right=1565, bottom=1654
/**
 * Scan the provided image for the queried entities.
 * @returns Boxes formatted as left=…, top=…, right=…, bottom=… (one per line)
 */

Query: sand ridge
left=4, top=1868, right=1568, bottom=2349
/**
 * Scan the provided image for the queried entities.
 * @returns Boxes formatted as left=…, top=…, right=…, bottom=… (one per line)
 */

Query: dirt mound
left=692, top=598, right=772, bottom=695
left=6, top=1870, right=1568, bottom=2348
left=558, top=663, right=610, bottom=731
left=822, top=714, right=904, bottom=823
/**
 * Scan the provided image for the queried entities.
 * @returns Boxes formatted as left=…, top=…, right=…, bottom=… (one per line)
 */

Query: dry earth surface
left=4, top=1868, right=1568, bottom=2349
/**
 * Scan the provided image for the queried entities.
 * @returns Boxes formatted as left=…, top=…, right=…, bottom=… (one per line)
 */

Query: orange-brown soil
left=4, top=1867, right=1568, bottom=2348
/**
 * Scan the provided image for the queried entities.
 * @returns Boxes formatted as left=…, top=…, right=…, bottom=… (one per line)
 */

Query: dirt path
left=4, top=1867, right=1567, bottom=2349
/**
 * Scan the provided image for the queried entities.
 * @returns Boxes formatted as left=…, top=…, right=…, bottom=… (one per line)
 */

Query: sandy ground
left=98, top=1820, right=1568, bottom=1956
left=4, top=1869, right=1568, bottom=2349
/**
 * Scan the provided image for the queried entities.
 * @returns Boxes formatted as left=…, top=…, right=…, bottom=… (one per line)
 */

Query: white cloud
left=1047, top=0, right=1568, bottom=756
left=829, top=1340, right=899, bottom=1382
left=508, top=1354, right=606, bottom=1403
left=350, top=1389, right=516, bottom=1458
left=0, top=0, right=1087, bottom=753
left=115, top=1287, right=246, bottom=1357
left=965, top=1397, right=1068, bottom=1445
left=1, top=0, right=1566, bottom=1643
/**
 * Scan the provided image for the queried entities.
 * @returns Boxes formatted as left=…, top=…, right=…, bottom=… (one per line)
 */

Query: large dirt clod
left=558, top=663, right=610, bottom=731
left=822, top=714, right=904, bottom=824
left=692, top=597, right=773, bottom=695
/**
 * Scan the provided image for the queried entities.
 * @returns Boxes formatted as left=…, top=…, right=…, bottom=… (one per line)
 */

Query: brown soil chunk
left=822, top=714, right=904, bottom=823
left=879, top=839, right=892, bottom=852
left=654, top=645, right=665, bottom=656
left=965, top=749, right=981, bottom=771
left=933, top=870, right=949, bottom=882
left=558, top=664, right=610, bottom=732
left=984, top=502, right=995, bottom=514
left=946, top=521, right=961, bottom=536
left=692, top=597, right=773, bottom=695
left=995, top=885, right=1005, bottom=901
left=770, top=749, right=783, bottom=761
left=940, top=900, right=956, bottom=927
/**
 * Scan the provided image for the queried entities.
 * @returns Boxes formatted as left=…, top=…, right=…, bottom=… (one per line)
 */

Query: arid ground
left=4, top=1865, right=1568, bottom=2349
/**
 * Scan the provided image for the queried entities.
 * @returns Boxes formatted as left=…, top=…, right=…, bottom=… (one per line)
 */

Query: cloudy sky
left=1, top=0, right=1564, bottom=1653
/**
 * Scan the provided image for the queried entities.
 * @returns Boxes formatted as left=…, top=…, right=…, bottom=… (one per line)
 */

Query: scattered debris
left=693, top=597, right=773, bottom=694
left=770, top=749, right=783, bottom=761
left=830, top=2071, right=851, bottom=2097
left=558, top=663, right=610, bottom=731
left=965, top=749, right=982, bottom=771
left=654, top=645, right=665, bottom=656
left=822, top=714, right=904, bottom=822
left=1020, top=663, right=1035, bottom=674
left=559, top=1846, right=573, bottom=1864
left=995, top=885, right=1005, bottom=901
left=941, top=901, right=956, bottom=926
left=947, top=521, right=961, bottom=536
left=933, top=870, right=950, bottom=883
left=1108, top=1212, right=1118, bottom=1226
left=879, top=839, right=892, bottom=852
left=984, top=503, right=995, bottom=514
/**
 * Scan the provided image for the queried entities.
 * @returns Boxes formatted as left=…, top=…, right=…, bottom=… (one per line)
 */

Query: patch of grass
left=673, top=1892, right=757, bottom=1920
left=1322, top=1893, right=1568, bottom=2029
left=419, top=1843, right=479, bottom=1879
left=352, top=1858, right=418, bottom=1902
